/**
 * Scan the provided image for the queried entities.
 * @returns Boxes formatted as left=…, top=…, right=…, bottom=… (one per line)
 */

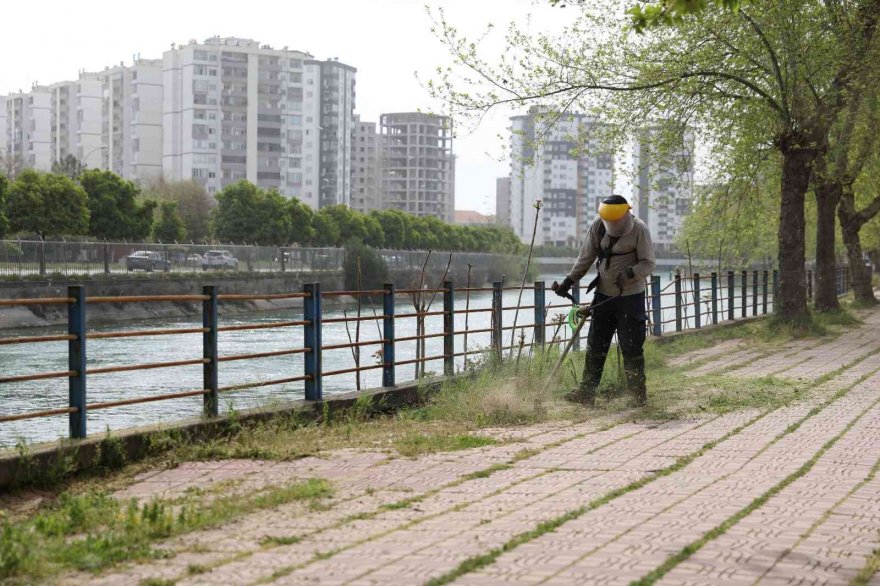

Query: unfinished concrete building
left=379, top=112, right=454, bottom=223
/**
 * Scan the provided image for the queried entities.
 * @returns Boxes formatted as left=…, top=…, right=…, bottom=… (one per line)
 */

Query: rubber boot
left=565, top=351, right=606, bottom=406
left=624, top=355, right=647, bottom=406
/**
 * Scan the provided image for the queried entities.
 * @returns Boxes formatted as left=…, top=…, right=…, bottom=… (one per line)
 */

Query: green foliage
left=212, top=181, right=291, bottom=246
left=143, top=178, right=215, bottom=242
left=372, top=209, right=409, bottom=248
left=6, top=169, right=90, bottom=238
left=79, top=169, right=155, bottom=241
left=152, top=201, right=187, bottom=243
left=393, top=433, right=497, bottom=457
left=626, top=0, right=746, bottom=31
left=311, top=210, right=341, bottom=246
left=286, top=197, right=316, bottom=244
left=318, top=205, right=369, bottom=246
left=343, top=241, right=389, bottom=291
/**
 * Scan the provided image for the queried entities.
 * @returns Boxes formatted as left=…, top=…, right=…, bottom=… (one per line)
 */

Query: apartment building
left=509, top=108, right=614, bottom=246
left=495, top=176, right=510, bottom=227
left=0, top=96, right=7, bottom=164
left=5, top=86, right=53, bottom=171
left=633, top=128, right=695, bottom=250
left=49, top=73, right=103, bottom=169
left=162, top=37, right=354, bottom=208
left=379, top=112, right=455, bottom=223
left=350, top=115, right=381, bottom=212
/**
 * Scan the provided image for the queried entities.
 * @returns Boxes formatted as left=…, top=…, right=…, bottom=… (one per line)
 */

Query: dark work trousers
left=580, top=291, right=647, bottom=395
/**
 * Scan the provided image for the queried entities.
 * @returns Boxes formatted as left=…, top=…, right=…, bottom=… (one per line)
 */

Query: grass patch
left=393, top=433, right=497, bottom=457
left=259, top=535, right=301, bottom=547
left=853, top=549, right=880, bottom=585
left=0, top=478, right=331, bottom=582
left=462, top=464, right=512, bottom=480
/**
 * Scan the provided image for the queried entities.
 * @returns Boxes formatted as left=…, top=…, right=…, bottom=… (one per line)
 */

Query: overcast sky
left=1, top=0, right=573, bottom=215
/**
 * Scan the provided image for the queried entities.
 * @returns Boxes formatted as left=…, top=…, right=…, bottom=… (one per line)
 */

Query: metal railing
left=0, top=266, right=851, bottom=442
left=0, top=239, right=520, bottom=278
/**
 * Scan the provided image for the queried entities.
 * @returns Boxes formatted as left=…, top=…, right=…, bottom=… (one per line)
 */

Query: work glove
left=553, top=277, right=574, bottom=298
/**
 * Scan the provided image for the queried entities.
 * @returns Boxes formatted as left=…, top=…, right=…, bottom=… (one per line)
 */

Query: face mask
left=602, top=213, right=634, bottom=237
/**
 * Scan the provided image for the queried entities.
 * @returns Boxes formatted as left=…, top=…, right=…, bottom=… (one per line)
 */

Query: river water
left=1, top=274, right=758, bottom=447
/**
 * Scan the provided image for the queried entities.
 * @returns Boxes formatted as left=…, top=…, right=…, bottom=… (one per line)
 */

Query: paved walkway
left=65, top=310, right=880, bottom=586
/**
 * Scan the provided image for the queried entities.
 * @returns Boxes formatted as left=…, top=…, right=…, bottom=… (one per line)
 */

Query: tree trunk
left=776, top=140, right=814, bottom=323
left=839, top=209, right=877, bottom=305
left=813, top=182, right=842, bottom=311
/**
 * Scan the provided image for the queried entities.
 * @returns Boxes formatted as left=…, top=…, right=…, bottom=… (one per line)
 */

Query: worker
left=553, top=194, right=656, bottom=406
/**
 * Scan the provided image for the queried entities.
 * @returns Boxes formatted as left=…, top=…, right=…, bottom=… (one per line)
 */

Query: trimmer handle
left=551, top=280, right=577, bottom=304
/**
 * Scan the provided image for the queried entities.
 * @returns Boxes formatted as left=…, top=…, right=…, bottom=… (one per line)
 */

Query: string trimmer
left=547, top=282, right=621, bottom=380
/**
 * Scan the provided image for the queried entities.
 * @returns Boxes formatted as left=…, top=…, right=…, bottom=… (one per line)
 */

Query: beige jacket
left=566, top=215, right=656, bottom=296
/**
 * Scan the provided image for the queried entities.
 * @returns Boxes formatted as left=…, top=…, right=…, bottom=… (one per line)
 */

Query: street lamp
left=82, top=145, right=108, bottom=169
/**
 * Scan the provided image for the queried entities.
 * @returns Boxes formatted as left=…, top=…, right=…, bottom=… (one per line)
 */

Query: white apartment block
left=50, top=73, right=103, bottom=169
left=101, top=59, right=164, bottom=179
left=509, top=109, right=614, bottom=247
left=350, top=115, right=381, bottom=212
left=0, top=96, right=7, bottom=164
left=495, top=176, right=511, bottom=227
left=162, top=37, right=354, bottom=208
left=379, top=112, right=455, bottom=223
left=6, top=86, right=53, bottom=171
left=632, top=128, right=695, bottom=250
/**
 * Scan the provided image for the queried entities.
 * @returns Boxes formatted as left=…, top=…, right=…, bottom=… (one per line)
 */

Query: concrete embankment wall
left=0, top=272, right=346, bottom=330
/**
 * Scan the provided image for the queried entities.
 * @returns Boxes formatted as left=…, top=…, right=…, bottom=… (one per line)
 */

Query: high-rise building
left=49, top=73, right=103, bottom=169
left=0, top=96, right=7, bottom=166
left=350, top=115, right=381, bottom=212
left=101, top=59, right=164, bottom=180
left=509, top=108, right=614, bottom=246
left=162, top=37, right=354, bottom=207
left=379, top=112, right=455, bottom=223
left=6, top=86, right=53, bottom=171
left=633, top=129, right=695, bottom=250
left=495, top=176, right=510, bottom=227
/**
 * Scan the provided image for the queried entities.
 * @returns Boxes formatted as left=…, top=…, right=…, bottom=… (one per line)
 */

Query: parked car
left=201, top=250, right=239, bottom=270
left=185, top=253, right=203, bottom=265
left=125, top=250, right=171, bottom=272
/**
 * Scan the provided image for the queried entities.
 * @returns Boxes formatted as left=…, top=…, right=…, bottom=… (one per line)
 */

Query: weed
left=393, top=434, right=497, bottom=458
left=259, top=535, right=301, bottom=547
left=462, top=464, right=511, bottom=480
left=187, top=563, right=209, bottom=574
left=140, top=579, right=175, bottom=586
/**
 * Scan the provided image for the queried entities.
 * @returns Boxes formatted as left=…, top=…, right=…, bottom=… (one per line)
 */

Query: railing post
left=807, top=269, right=813, bottom=302
left=303, top=282, right=322, bottom=401
left=651, top=275, right=662, bottom=336
left=202, top=285, right=219, bottom=417
left=491, top=280, right=503, bottom=358
left=727, top=270, right=735, bottom=321
left=533, top=280, right=546, bottom=348
left=762, top=270, right=769, bottom=314
left=693, top=273, right=701, bottom=329
left=280, top=247, right=286, bottom=273
left=772, top=269, right=779, bottom=312
left=68, top=285, right=87, bottom=439
left=752, top=270, right=759, bottom=316
left=571, top=281, right=581, bottom=349
left=103, top=242, right=110, bottom=275
left=741, top=270, right=747, bottom=318
left=39, top=239, right=46, bottom=276
left=711, top=272, right=718, bottom=325
left=674, top=271, right=682, bottom=332
left=383, top=283, right=395, bottom=387
left=443, top=280, right=455, bottom=377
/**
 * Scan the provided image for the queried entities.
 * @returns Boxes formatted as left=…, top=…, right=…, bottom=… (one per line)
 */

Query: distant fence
left=0, top=239, right=519, bottom=280
left=0, top=266, right=851, bottom=443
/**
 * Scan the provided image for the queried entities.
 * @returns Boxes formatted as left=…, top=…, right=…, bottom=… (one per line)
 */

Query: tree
left=143, top=178, right=215, bottom=242
left=51, top=154, right=86, bottom=180
left=212, top=181, right=291, bottom=246
left=0, top=174, right=8, bottom=239
left=153, top=201, right=187, bottom=243
left=318, top=205, right=368, bottom=246
left=429, top=0, right=880, bottom=322
left=372, top=209, right=410, bottom=249
left=363, top=213, right=385, bottom=248
left=310, top=211, right=341, bottom=247
left=6, top=169, right=89, bottom=238
left=254, top=189, right=293, bottom=246
left=287, top=197, right=316, bottom=244
left=79, top=169, right=155, bottom=241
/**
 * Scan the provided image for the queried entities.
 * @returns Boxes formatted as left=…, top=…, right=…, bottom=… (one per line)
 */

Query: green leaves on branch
left=152, top=201, right=187, bottom=243
left=6, top=170, right=89, bottom=239
left=79, top=170, right=155, bottom=241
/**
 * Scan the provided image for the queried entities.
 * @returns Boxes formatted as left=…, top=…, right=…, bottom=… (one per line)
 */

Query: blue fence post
left=571, top=281, right=581, bottom=349
left=534, top=280, right=546, bottom=348
left=491, top=281, right=503, bottom=359
left=68, top=285, right=87, bottom=439
left=651, top=275, right=662, bottom=336
left=727, top=270, right=735, bottom=321
left=203, top=285, right=219, bottom=418
left=762, top=270, right=769, bottom=314
left=741, top=270, right=748, bottom=318
left=674, top=272, right=683, bottom=332
left=303, top=282, right=322, bottom=401
left=383, top=283, right=395, bottom=387
left=711, top=272, right=719, bottom=325
left=693, top=273, right=701, bottom=329
left=752, top=270, right=759, bottom=316
left=443, top=280, right=455, bottom=377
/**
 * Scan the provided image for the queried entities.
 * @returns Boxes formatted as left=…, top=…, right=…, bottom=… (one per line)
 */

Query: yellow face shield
left=598, top=202, right=631, bottom=222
